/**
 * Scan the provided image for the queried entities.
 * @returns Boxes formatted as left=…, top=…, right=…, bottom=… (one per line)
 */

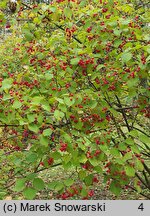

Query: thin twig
left=127, top=185, right=150, bottom=199
left=135, top=173, right=149, bottom=189
left=142, top=170, right=150, bottom=187
left=131, top=126, right=150, bottom=138
left=115, top=95, right=130, bottom=132
left=0, top=124, right=19, bottom=127
left=143, top=163, right=150, bottom=175
left=36, top=162, right=62, bottom=173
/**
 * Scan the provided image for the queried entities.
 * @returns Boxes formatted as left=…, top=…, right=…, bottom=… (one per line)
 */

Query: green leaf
left=12, top=100, right=22, bottom=109
left=49, top=6, right=56, bottom=13
left=96, top=64, right=105, bottom=71
left=134, top=179, right=142, bottom=193
left=122, top=52, right=132, bottom=62
left=23, top=188, right=37, bottom=199
left=58, top=103, right=67, bottom=112
left=89, top=157, right=99, bottom=166
left=23, top=29, right=34, bottom=41
left=33, top=178, right=45, bottom=190
left=84, top=174, right=93, bottom=186
left=127, top=78, right=139, bottom=88
left=0, top=192, right=7, bottom=199
left=129, top=130, right=138, bottom=137
left=118, top=143, right=127, bottom=151
left=139, top=134, right=150, bottom=144
left=63, top=161, right=72, bottom=170
left=64, top=97, right=75, bottom=107
left=33, top=17, right=41, bottom=25
left=56, top=98, right=64, bottom=104
left=114, top=29, right=121, bottom=36
left=135, top=159, right=144, bottom=171
left=125, top=165, right=135, bottom=177
left=120, top=19, right=130, bottom=25
left=70, top=58, right=80, bottom=65
left=110, top=148, right=121, bottom=157
left=78, top=142, right=86, bottom=151
left=38, top=53, right=45, bottom=60
left=110, top=181, right=121, bottom=196
left=37, top=114, right=44, bottom=124
left=41, top=102, right=50, bottom=112
left=54, top=110, right=64, bottom=121
left=43, top=128, right=52, bottom=136
left=79, top=154, right=87, bottom=163
left=54, top=182, right=64, bottom=191
left=31, top=96, right=44, bottom=105
left=114, top=39, right=122, bottom=47
left=115, top=158, right=124, bottom=165
left=28, top=124, right=39, bottom=133
left=51, top=152, right=61, bottom=160
left=64, top=7, right=72, bottom=19
left=131, top=145, right=140, bottom=154
left=1, top=78, right=13, bottom=90
left=40, top=135, right=49, bottom=146
left=64, top=179, right=74, bottom=187
left=26, top=173, right=37, bottom=180
left=88, top=100, right=97, bottom=109
left=81, top=187, right=88, bottom=197
left=28, top=23, right=35, bottom=31
left=125, top=138, right=134, bottom=145
left=63, top=154, right=72, bottom=164
left=26, top=153, right=38, bottom=163
left=74, top=121, right=83, bottom=130
left=123, top=152, right=133, bottom=161
left=47, top=182, right=57, bottom=190
left=79, top=170, right=86, bottom=180
left=27, top=114, right=35, bottom=123
left=14, top=179, right=26, bottom=192
left=94, top=166, right=103, bottom=173
left=45, top=73, right=53, bottom=80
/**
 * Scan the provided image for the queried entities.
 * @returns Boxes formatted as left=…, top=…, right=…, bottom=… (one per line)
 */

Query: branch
left=127, top=185, right=150, bottom=199
left=131, top=126, right=150, bottom=138
left=4, top=180, right=16, bottom=190
left=115, top=95, right=130, bottom=132
left=53, top=121, right=71, bottom=129
left=21, top=2, right=82, bottom=44
left=143, top=170, right=150, bottom=187
left=141, top=152, right=150, bottom=157
left=87, top=77, right=98, bottom=91
left=34, top=159, right=42, bottom=173
left=135, top=1, right=150, bottom=10
left=103, top=94, right=126, bottom=139
left=135, top=172, right=150, bottom=189
left=110, top=113, right=126, bottom=139
left=36, top=162, right=62, bottom=173
left=143, top=163, right=150, bottom=175
left=131, top=110, right=139, bottom=130
left=115, top=106, right=139, bottom=111
left=0, top=124, right=19, bottom=127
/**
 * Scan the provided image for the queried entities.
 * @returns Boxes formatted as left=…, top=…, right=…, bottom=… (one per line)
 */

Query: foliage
left=0, top=0, right=150, bottom=200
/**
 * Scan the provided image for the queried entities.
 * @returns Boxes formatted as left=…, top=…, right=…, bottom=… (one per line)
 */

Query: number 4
left=138, top=203, right=144, bottom=211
